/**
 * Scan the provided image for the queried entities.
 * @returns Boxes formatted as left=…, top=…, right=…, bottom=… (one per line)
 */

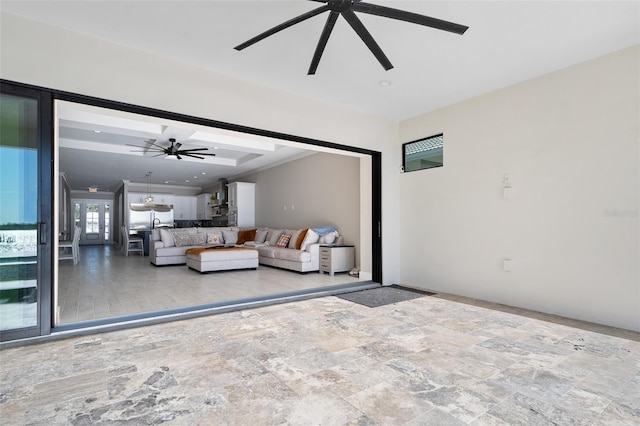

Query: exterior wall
left=0, top=12, right=400, bottom=284
left=240, top=152, right=361, bottom=267
left=399, top=45, right=640, bottom=331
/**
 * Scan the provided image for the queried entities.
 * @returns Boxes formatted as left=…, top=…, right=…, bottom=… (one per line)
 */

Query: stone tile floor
left=1, top=294, right=639, bottom=425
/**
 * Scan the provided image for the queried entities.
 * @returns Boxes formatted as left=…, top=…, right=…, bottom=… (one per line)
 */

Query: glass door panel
left=84, top=203, right=101, bottom=244
left=0, top=87, right=51, bottom=339
left=77, top=201, right=110, bottom=245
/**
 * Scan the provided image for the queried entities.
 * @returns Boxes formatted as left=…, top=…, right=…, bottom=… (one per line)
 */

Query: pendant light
left=144, top=171, right=154, bottom=203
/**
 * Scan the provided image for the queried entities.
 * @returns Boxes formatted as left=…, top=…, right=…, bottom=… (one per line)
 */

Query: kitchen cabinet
left=174, top=195, right=197, bottom=220
left=226, top=182, right=255, bottom=227
left=127, top=192, right=174, bottom=206
left=196, top=193, right=212, bottom=220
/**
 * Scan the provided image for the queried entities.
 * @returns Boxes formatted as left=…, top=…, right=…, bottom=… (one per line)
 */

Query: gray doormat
left=337, top=285, right=435, bottom=308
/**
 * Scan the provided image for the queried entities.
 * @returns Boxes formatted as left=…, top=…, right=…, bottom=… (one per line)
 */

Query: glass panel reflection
left=0, top=93, right=39, bottom=331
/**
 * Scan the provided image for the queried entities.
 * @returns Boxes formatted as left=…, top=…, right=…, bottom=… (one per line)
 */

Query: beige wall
left=239, top=152, right=362, bottom=266
left=399, top=45, right=640, bottom=331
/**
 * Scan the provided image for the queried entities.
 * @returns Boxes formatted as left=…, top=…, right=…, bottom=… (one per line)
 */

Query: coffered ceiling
left=57, top=101, right=323, bottom=192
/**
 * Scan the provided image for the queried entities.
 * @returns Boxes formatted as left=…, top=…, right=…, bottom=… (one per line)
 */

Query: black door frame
left=0, top=81, right=54, bottom=342
left=0, top=78, right=383, bottom=341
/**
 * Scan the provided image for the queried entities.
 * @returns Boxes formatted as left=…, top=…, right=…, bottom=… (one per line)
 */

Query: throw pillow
left=173, top=231, right=193, bottom=247
left=255, top=229, right=268, bottom=244
left=287, top=229, right=302, bottom=249
left=237, top=228, right=257, bottom=245
left=300, top=229, right=319, bottom=251
left=295, top=229, right=308, bottom=250
left=222, top=230, right=238, bottom=245
left=318, top=231, right=337, bottom=245
left=160, top=229, right=175, bottom=247
left=276, top=234, right=291, bottom=248
left=267, top=229, right=284, bottom=246
left=206, top=232, right=223, bottom=245
left=190, top=233, right=206, bottom=246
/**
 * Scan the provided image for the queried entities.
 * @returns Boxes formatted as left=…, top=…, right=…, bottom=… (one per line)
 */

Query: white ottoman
left=186, top=247, right=259, bottom=273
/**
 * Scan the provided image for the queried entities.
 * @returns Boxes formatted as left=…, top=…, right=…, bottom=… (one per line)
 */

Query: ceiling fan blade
left=176, top=154, right=182, bottom=160
left=183, top=153, right=205, bottom=160
left=125, top=144, right=164, bottom=151
left=179, top=148, right=210, bottom=152
left=308, top=11, right=339, bottom=75
left=188, top=152, right=216, bottom=157
left=341, top=9, right=393, bottom=71
left=353, top=2, right=469, bottom=35
left=152, top=153, right=166, bottom=157
left=175, top=142, right=182, bottom=151
left=235, top=4, right=331, bottom=51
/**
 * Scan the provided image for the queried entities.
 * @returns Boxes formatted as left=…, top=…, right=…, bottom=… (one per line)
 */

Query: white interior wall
left=239, top=152, right=361, bottom=266
left=399, top=45, right=640, bottom=332
left=0, top=12, right=399, bottom=284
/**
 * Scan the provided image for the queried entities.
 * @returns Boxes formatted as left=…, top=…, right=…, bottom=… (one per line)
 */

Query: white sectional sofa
left=150, top=227, right=237, bottom=266
left=149, top=226, right=341, bottom=273
left=250, top=227, right=339, bottom=273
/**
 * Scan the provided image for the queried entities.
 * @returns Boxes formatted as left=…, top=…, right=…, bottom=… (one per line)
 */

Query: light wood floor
left=57, top=245, right=362, bottom=325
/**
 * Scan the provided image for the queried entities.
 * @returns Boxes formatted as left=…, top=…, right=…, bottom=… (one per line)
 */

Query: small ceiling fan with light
left=127, top=138, right=216, bottom=160
left=234, top=0, right=469, bottom=75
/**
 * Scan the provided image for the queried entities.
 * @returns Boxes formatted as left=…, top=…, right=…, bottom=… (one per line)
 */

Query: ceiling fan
left=127, top=138, right=216, bottom=160
left=235, top=0, right=469, bottom=75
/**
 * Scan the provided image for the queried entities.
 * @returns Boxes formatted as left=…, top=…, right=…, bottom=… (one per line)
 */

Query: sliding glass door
left=0, top=83, right=52, bottom=341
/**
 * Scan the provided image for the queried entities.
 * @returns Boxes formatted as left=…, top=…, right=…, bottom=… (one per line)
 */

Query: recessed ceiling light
left=379, top=80, right=392, bottom=86
left=185, top=180, right=189, bottom=183
left=193, top=176, right=197, bottom=179
left=201, top=172, right=206, bottom=175
left=93, top=130, right=102, bottom=133
left=213, top=147, right=219, bottom=150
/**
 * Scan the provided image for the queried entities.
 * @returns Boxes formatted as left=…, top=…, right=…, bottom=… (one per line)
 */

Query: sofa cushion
left=222, top=230, right=238, bottom=245
left=160, top=229, right=175, bottom=247
left=256, top=246, right=277, bottom=259
left=156, top=246, right=192, bottom=257
left=237, top=228, right=257, bottom=245
left=276, top=248, right=311, bottom=263
left=287, top=229, right=303, bottom=249
left=294, top=229, right=308, bottom=249
left=276, top=234, right=291, bottom=248
left=174, top=232, right=195, bottom=247
left=318, top=231, right=338, bottom=245
left=300, top=229, right=319, bottom=250
left=255, top=229, right=268, bottom=244
left=206, top=232, right=223, bottom=245
left=266, top=229, right=283, bottom=246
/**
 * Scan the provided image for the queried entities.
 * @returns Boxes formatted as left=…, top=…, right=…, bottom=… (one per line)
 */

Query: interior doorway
left=52, top=95, right=381, bottom=331
left=74, top=200, right=112, bottom=245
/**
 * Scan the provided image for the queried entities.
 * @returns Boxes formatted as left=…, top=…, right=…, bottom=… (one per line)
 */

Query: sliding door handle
left=39, top=222, right=47, bottom=245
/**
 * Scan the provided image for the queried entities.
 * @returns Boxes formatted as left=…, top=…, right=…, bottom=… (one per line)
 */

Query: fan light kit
left=235, top=0, right=468, bottom=75
left=127, top=138, right=217, bottom=160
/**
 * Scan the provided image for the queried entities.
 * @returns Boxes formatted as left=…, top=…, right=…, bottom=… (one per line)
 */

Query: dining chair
left=59, top=225, right=81, bottom=265
left=122, top=225, right=143, bottom=256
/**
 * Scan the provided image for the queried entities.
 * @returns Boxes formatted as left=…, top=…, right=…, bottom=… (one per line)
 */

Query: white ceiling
left=57, top=101, right=337, bottom=192
left=2, top=1, right=638, bottom=121
left=2, top=1, right=638, bottom=192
